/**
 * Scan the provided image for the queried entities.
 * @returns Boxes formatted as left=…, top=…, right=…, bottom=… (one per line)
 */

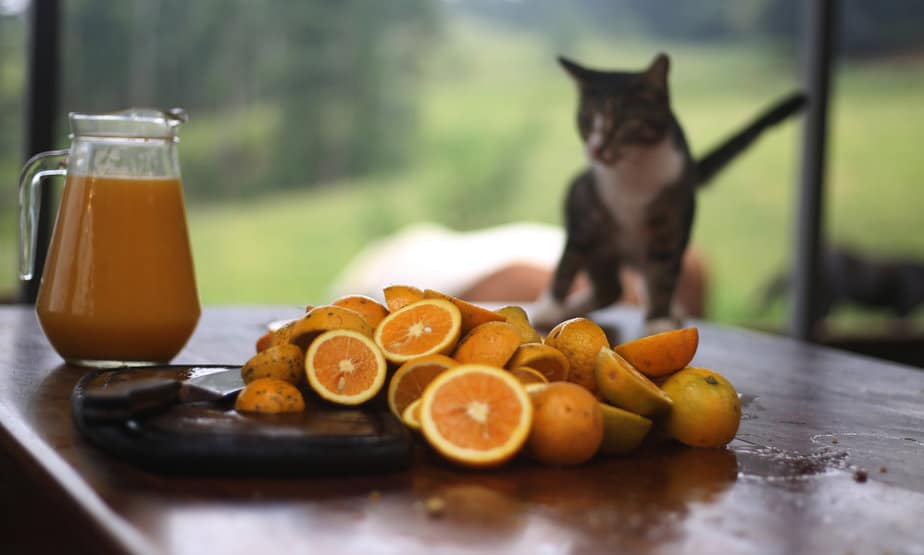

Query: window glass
left=2, top=0, right=922, bottom=335
left=0, top=0, right=27, bottom=301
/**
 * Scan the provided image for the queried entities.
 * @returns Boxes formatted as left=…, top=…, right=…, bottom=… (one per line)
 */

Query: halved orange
left=423, top=289, right=505, bottom=334
left=305, top=329, right=387, bottom=405
left=402, top=398, right=423, bottom=431
left=495, top=305, right=542, bottom=344
left=332, top=294, right=390, bottom=328
left=374, top=299, right=462, bottom=364
left=595, top=347, right=673, bottom=417
left=383, top=284, right=425, bottom=312
left=614, top=327, right=699, bottom=378
left=524, top=382, right=549, bottom=395
left=288, top=305, right=375, bottom=351
left=419, top=364, right=533, bottom=468
left=388, top=354, right=458, bottom=420
left=509, top=366, right=549, bottom=386
left=505, top=342, right=570, bottom=382
left=452, top=321, right=522, bottom=367
left=598, top=402, right=652, bottom=455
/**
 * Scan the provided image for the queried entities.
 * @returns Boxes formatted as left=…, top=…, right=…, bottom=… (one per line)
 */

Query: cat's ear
left=643, top=53, right=670, bottom=90
left=558, top=56, right=592, bottom=85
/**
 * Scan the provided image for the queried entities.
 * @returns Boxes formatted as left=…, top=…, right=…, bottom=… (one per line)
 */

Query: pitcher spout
left=69, top=107, right=189, bottom=142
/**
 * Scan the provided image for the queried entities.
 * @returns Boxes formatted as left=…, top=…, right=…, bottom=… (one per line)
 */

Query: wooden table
left=2, top=305, right=923, bottom=554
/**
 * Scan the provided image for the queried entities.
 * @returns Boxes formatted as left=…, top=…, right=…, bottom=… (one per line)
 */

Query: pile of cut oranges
left=236, top=285, right=742, bottom=469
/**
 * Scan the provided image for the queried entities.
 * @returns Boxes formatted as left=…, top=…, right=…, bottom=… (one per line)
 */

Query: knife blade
left=82, top=366, right=245, bottom=422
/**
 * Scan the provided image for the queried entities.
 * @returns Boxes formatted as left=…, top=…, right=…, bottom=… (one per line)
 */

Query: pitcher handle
left=19, top=149, right=69, bottom=280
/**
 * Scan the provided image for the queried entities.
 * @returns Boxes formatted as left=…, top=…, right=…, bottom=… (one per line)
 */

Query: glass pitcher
left=19, top=108, right=201, bottom=367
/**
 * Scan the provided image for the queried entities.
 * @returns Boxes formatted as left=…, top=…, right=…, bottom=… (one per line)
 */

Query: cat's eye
left=634, top=87, right=665, bottom=108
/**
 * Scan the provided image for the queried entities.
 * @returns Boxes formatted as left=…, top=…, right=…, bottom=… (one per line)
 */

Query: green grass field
left=190, top=20, right=924, bottom=331
left=6, top=17, right=924, bottom=331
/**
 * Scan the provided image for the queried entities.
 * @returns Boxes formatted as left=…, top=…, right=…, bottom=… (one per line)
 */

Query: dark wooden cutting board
left=71, top=366, right=413, bottom=476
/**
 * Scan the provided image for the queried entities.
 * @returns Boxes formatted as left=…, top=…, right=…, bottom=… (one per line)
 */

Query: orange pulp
left=36, top=174, right=200, bottom=364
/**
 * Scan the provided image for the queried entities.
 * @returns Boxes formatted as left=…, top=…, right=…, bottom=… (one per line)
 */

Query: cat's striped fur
left=533, top=54, right=807, bottom=332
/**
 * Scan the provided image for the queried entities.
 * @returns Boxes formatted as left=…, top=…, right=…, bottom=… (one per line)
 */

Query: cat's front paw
left=644, top=317, right=682, bottom=336
left=530, top=291, right=569, bottom=329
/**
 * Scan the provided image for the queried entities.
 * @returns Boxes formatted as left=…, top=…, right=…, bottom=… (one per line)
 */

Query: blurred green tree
left=59, top=0, right=438, bottom=199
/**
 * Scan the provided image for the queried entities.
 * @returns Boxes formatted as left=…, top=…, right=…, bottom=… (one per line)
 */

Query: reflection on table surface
left=1, top=305, right=923, bottom=554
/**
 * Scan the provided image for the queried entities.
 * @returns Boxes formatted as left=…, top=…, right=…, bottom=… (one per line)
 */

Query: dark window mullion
left=19, top=0, right=61, bottom=304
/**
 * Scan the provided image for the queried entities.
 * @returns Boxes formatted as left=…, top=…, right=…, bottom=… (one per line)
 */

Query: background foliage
left=1, top=0, right=923, bottom=332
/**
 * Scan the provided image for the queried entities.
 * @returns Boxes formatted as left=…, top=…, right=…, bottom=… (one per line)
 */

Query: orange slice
left=287, top=305, right=375, bottom=351
left=419, top=364, right=533, bottom=468
left=505, top=342, right=570, bottom=382
left=305, top=329, right=387, bottom=405
left=387, top=354, right=458, bottom=420
left=614, top=327, right=699, bottom=378
left=332, top=294, right=389, bottom=328
left=423, top=289, right=505, bottom=334
left=374, top=299, right=462, bottom=364
left=509, top=366, right=549, bottom=386
left=383, top=284, right=425, bottom=312
left=452, top=321, right=522, bottom=367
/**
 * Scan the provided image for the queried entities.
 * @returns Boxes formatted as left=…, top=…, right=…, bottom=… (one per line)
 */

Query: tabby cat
left=532, top=53, right=807, bottom=333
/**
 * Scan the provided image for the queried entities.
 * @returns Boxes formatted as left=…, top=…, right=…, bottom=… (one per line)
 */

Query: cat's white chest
left=592, top=138, right=685, bottom=258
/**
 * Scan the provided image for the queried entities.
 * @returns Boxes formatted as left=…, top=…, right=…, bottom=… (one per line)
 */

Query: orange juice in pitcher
left=19, top=109, right=200, bottom=367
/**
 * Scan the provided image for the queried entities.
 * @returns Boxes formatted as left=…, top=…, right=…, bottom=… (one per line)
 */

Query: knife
left=81, top=366, right=245, bottom=422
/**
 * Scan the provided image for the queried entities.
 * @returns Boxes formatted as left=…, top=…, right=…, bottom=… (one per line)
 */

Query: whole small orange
left=660, top=367, right=741, bottom=448
left=528, top=382, right=603, bottom=466
left=544, top=317, right=609, bottom=394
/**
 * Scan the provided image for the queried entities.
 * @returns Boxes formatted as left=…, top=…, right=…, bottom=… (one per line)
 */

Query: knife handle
left=81, top=378, right=183, bottom=422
